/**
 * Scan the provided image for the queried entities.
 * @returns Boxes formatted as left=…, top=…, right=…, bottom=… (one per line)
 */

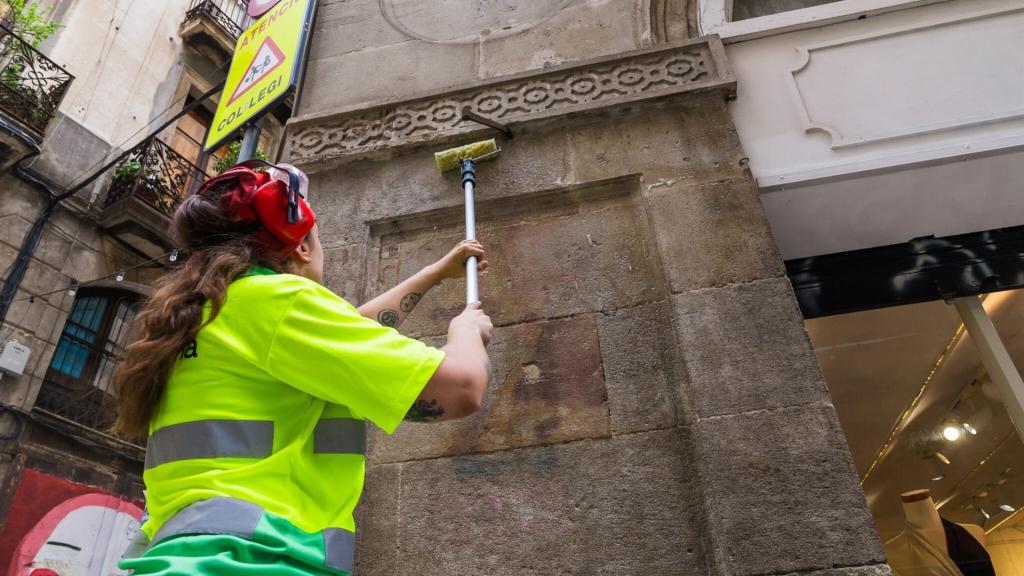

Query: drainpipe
left=0, top=115, right=49, bottom=327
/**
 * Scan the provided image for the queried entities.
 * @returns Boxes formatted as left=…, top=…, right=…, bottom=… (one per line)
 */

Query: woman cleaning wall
left=113, top=162, right=493, bottom=575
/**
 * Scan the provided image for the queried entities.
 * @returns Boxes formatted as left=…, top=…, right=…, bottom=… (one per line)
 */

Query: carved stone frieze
left=284, top=37, right=733, bottom=168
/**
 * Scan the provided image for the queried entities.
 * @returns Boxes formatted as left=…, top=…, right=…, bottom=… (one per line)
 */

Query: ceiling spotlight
left=980, top=507, right=991, bottom=520
left=962, top=422, right=977, bottom=435
left=999, top=504, right=1016, bottom=513
left=942, top=425, right=962, bottom=442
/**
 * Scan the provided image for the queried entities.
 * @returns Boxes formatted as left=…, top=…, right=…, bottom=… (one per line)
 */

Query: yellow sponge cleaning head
left=434, top=139, right=499, bottom=173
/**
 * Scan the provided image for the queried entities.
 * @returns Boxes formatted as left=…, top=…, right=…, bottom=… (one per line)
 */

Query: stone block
left=308, top=128, right=575, bottom=248
left=377, top=188, right=659, bottom=336
left=0, top=175, right=46, bottom=217
left=647, top=178, right=784, bottom=292
left=369, top=314, right=609, bottom=463
left=51, top=208, right=102, bottom=250
left=3, top=290, right=47, bottom=334
left=36, top=228, right=73, bottom=269
left=38, top=304, right=66, bottom=346
left=322, top=243, right=367, bottom=304
left=59, top=243, right=107, bottom=283
left=478, top=0, right=643, bottom=79
left=698, top=403, right=884, bottom=576
left=20, top=259, right=65, bottom=297
left=353, top=464, right=400, bottom=576
left=32, top=115, right=113, bottom=190
left=396, top=428, right=708, bottom=575
left=672, top=278, right=828, bottom=418
left=0, top=215, right=31, bottom=250
left=29, top=341, right=56, bottom=381
left=596, top=301, right=682, bottom=433
left=300, top=41, right=477, bottom=116
left=567, top=95, right=746, bottom=187
left=311, top=0, right=410, bottom=60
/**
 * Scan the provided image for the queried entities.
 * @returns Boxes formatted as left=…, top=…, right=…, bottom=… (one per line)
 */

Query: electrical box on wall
left=0, top=341, right=31, bottom=376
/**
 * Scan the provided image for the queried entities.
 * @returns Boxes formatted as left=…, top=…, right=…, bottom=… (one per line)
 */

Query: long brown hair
left=112, top=183, right=288, bottom=439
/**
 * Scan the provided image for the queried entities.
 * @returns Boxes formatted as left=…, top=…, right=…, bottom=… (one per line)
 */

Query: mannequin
left=885, top=489, right=994, bottom=576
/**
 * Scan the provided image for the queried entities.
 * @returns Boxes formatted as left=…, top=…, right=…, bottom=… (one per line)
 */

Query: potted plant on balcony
left=111, top=159, right=176, bottom=214
left=213, top=140, right=268, bottom=173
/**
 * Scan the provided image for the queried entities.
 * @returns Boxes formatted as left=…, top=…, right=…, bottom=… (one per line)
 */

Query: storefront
left=789, top=227, right=1024, bottom=574
left=723, top=1, right=1024, bottom=572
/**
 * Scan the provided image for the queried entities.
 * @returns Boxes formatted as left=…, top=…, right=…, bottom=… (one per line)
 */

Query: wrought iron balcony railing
left=103, top=137, right=207, bottom=217
left=185, top=0, right=253, bottom=40
left=34, top=378, right=116, bottom=433
left=0, top=24, right=73, bottom=137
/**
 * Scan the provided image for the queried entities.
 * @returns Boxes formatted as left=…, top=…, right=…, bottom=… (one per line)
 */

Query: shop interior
left=809, top=289, right=1024, bottom=575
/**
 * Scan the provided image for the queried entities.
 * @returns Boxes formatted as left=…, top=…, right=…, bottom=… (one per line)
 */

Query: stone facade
left=288, top=2, right=888, bottom=574
left=0, top=0, right=242, bottom=548
left=0, top=0, right=894, bottom=572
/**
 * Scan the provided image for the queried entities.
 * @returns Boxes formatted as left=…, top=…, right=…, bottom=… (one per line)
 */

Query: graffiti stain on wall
left=0, top=468, right=143, bottom=576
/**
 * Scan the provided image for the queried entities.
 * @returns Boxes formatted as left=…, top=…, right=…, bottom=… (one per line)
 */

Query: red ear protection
left=195, top=160, right=316, bottom=258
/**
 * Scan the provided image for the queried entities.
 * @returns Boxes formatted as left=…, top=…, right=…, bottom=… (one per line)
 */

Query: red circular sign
left=248, top=0, right=284, bottom=18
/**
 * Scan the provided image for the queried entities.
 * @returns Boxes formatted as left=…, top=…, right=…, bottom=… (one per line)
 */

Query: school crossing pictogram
left=227, top=38, right=286, bottom=106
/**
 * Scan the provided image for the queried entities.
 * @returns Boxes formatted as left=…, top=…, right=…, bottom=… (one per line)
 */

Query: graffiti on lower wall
left=0, top=468, right=143, bottom=576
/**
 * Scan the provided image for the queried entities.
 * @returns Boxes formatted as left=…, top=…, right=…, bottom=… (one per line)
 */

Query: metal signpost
left=205, top=0, right=316, bottom=158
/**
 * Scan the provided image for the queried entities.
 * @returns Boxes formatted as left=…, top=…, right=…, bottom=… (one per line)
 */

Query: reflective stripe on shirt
left=133, top=496, right=355, bottom=574
left=145, top=418, right=367, bottom=470
left=145, top=420, right=274, bottom=469
left=313, top=418, right=366, bottom=455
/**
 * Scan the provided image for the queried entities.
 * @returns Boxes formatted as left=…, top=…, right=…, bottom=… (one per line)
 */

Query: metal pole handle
left=464, top=177, right=479, bottom=303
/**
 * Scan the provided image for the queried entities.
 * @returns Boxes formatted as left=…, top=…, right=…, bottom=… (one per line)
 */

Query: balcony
left=95, top=137, right=207, bottom=257
left=181, top=0, right=253, bottom=64
left=0, top=24, right=73, bottom=166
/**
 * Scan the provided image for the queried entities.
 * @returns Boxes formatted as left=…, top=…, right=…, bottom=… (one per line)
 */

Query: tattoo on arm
left=405, top=399, right=445, bottom=422
left=400, top=292, right=422, bottom=313
left=378, top=309, right=399, bottom=327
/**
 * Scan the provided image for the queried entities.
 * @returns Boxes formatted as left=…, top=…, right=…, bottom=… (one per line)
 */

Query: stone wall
left=287, top=5, right=889, bottom=571
left=0, top=174, right=157, bottom=415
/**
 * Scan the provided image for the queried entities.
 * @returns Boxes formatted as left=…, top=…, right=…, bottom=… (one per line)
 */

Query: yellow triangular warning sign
left=228, top=37, right=287, bottom=106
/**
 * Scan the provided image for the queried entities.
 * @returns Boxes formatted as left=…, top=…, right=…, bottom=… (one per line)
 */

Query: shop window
left=808, top=290, right=1024, bottom=574
left=35, top=288, right=142, bottom=431
left=730, top=0, right=843, bottom=21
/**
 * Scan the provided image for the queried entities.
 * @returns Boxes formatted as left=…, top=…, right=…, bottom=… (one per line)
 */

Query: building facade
left=0, top=0, right=286, bottom=571
left=0, top=0, right=1021, bottom=574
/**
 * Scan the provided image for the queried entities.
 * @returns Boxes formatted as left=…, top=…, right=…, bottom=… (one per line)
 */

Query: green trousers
left=119, top=512, right=348, bottom=576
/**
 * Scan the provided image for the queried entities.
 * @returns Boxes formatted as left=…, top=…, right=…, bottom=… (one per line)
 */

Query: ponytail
left=112, top=190, right=287, bottom=439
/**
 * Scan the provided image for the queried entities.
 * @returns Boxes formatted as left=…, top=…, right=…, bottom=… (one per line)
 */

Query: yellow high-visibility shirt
left=141, top=267, right=444, bottom=540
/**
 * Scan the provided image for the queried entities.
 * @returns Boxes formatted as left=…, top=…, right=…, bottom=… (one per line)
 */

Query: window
left=36, top=288, right=142, bottom=431
left=699, top=0, right=932, bottom=42
left=731, top=0, right=843, bottom=21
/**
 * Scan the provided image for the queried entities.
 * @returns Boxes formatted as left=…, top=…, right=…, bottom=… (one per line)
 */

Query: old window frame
left=698, top=0, right=951, bottom=42
left=36, top=287, right=143, bottom=432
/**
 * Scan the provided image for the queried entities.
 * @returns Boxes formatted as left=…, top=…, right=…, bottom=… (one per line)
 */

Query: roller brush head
left=434, top=139, right=499, bottom=172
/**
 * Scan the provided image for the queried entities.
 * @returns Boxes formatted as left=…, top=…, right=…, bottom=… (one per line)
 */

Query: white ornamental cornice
left=283, top=36, right=733, bottom=170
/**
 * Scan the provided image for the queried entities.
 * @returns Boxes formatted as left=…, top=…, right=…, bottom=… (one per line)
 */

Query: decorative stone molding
left=283, top=36, right=733, bottom=169
left=650, top=0, right=697, bottom=43
left=787, top=7, right=1024, bottom=149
